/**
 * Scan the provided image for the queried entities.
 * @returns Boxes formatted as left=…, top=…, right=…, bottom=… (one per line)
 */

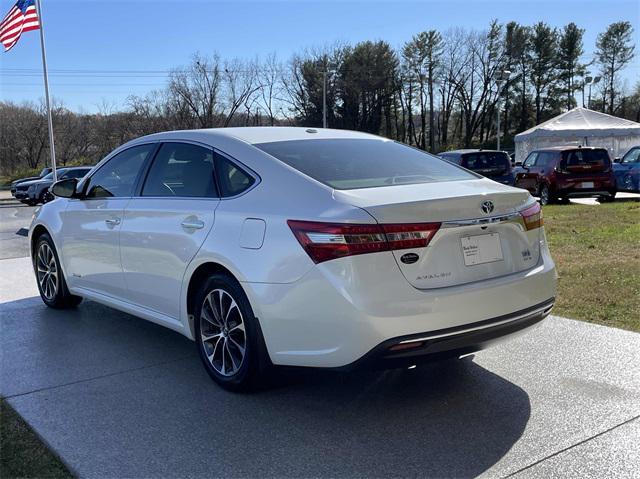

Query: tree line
left=1, top=19, right=637, bottom=177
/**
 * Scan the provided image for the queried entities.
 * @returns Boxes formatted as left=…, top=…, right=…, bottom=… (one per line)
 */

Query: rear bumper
left=563, top=189, right=615, bottom=198
left=343, top=299, right=554, bottom=370
left=555, top=177, right=616, bottom=197
left=244, top=237, right=557, bottom=368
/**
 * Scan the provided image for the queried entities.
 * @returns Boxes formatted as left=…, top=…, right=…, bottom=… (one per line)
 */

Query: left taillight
left=520, top=202, right=543, bottom=230
left=287, top=220, right=441, bottom=264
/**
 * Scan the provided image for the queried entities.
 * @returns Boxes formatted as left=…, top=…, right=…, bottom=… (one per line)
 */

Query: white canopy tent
left=514, top=107, right=640, bottom=163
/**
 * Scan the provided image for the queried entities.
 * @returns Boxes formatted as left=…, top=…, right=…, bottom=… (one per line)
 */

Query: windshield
left=461, top=152, right=510, bottom=174
left=622, top=148, right=640, bottom=164
left=42, top=169, right=68, bottom=180
left=254, top=139, right=477, bottom=189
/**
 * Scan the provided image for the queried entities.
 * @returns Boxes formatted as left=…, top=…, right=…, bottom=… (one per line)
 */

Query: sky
left=1, top=0, right=638, bottom=112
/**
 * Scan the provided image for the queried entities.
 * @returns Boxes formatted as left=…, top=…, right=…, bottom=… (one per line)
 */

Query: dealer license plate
left=461, top=233, right=503, bottom=266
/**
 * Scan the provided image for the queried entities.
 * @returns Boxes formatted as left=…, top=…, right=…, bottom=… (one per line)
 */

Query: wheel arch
left=30, top=224, right=51, bottom=258
left=184, top=261, right=241, bottom=339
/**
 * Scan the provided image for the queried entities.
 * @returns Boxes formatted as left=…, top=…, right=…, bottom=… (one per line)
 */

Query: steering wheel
left=161, top=182, right=176, bottom=196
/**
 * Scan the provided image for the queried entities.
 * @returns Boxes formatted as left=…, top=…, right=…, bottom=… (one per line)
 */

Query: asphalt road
left=1, top=192, right=639, bottom=478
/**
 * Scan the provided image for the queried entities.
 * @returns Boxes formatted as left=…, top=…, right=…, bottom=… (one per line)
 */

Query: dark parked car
left=514, top=146, right=616, bottom=205
left=14, top=167, right=92, bottom=205
left=10, top=167, right=52, bottom=197
left=438, top=149, right=515, bottom=185
left=613, top=146, right=640, bottom=192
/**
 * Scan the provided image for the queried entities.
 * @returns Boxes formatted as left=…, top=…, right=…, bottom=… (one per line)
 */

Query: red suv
left=515, top=146, right=617, bottom=204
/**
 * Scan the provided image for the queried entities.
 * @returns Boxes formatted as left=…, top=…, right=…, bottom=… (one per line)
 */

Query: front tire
left=194, top=274, right=269, bottom=392
left=34, top=233, right=83, bottom=309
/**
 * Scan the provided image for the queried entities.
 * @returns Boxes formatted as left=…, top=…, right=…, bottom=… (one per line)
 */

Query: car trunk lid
left=334, top=179, right=542, bottom=289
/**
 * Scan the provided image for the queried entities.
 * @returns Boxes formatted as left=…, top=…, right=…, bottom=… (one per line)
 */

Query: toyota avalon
left=30, top=127, right=557, bottom=391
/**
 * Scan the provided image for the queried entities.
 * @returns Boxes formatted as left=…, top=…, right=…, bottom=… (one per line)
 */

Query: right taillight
left=520, top=202, right=543, bottom=230
left=287, top=220, right=441, bottom=264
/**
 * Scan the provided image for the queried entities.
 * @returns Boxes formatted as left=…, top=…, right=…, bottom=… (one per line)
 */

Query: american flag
left=0, top=0, right=40, bottom=52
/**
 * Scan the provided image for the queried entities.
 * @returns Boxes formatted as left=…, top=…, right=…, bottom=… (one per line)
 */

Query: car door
left=118, top=141, right=219, bottom=320
left=60, top=144, right=156, bottom=298
left=515, top=152, right=539, bottom=192
left=618, top=147, right=640, bottom=183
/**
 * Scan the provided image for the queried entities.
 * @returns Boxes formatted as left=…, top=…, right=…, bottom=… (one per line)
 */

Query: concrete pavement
left=1, top=255, right=639, bottom=478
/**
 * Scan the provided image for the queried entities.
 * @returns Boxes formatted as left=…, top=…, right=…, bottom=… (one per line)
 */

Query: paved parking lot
left=1, top=193, right=639, bottom=478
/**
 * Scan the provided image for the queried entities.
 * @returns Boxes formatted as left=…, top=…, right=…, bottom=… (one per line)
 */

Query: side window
left=622, top=148, right=640, bottom=163
left=535, top=152, right=552, bottom=167
left=85, top=144, right=153, bottom=198
left=215, top=152, right=256, bottom=198
left=142, top=143, right=217, bottom=198
left=523, top=152, right=538, bottom=167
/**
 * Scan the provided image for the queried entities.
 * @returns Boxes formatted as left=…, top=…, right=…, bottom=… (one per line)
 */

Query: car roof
left=135, top=127, right=381, bottom=145
left=441, top=149, right=505, bottom=155
left=532, top=146, right=606, bottom=152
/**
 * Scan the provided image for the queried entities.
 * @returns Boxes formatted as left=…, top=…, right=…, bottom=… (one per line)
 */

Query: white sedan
left=30, top=127, right=556, bottom=391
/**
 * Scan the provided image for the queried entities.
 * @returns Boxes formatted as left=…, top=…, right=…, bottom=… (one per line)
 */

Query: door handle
left=181, top=219, right=205, bottom=230
left=105, top=218, right=121, bottom=226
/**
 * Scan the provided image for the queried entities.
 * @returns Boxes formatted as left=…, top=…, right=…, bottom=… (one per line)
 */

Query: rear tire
left=538, top=183, right=554, bottom=205
left=194, top=274, right=270, bottom=392
left=34, top=233, right=83, bottom=309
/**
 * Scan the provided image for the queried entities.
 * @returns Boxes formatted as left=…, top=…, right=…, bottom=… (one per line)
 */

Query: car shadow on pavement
left=3, top=299, right=531, bottom=478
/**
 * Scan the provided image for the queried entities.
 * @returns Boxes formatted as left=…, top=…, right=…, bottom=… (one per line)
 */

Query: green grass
left=0, top=398, right=73, bottom=479
left=544, top=200, right=640, bottom=332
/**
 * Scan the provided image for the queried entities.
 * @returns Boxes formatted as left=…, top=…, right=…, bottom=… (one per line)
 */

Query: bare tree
left=168, top=52, right=222, bottom=128
left=222, top=58, right=259, bottom=127
left=257, top=53, right=282, bottom=126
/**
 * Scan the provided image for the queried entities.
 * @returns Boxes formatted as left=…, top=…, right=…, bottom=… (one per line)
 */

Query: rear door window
left=255, top=139, right=476, bottom=190
left=142, top=143, right=217, bottom=198
left=535, top=152, right=555, bottom=167
left=215, top=152, right=256, bottom=197
left=460, top=152, right=510, bottom=174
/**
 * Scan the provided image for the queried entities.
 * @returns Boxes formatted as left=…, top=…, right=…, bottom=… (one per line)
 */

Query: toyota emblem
left=480, top=200, right=494, bottom=215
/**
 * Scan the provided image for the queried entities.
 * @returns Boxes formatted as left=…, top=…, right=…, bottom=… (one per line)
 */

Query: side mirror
left=51, top=178, right=78, bottom=198
left=515, top=161, right=523, bottom=166
left=613, top=157, right=622, bottom=163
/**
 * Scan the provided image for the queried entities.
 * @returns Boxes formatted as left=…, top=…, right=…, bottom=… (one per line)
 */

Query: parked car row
left=438, top=145, right=639, bottom=204
left=11, top=166, right=92, bottom=205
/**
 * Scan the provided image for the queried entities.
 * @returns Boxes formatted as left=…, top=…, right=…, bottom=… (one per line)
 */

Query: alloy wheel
left=200, top=289, right=246, bottom=377
left=36, top=242, right=58, bottom=300
left=539, top=185, right=549, bottom=205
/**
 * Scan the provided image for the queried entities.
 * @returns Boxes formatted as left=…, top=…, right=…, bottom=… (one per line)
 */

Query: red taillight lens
left=287, top=220, right=441, bottom=264
left=520, top=202, right=543, bottom=230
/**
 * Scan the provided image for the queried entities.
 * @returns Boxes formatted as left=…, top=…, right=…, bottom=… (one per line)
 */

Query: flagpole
left=34, top=0, right=56, bottom=182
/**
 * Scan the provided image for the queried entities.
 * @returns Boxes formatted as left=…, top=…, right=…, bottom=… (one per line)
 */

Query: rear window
left=560, top=149, right=611, bottom=171
left=254, top=139, right=476, bottom=189
left=461, top=152, right=511, bottom=173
